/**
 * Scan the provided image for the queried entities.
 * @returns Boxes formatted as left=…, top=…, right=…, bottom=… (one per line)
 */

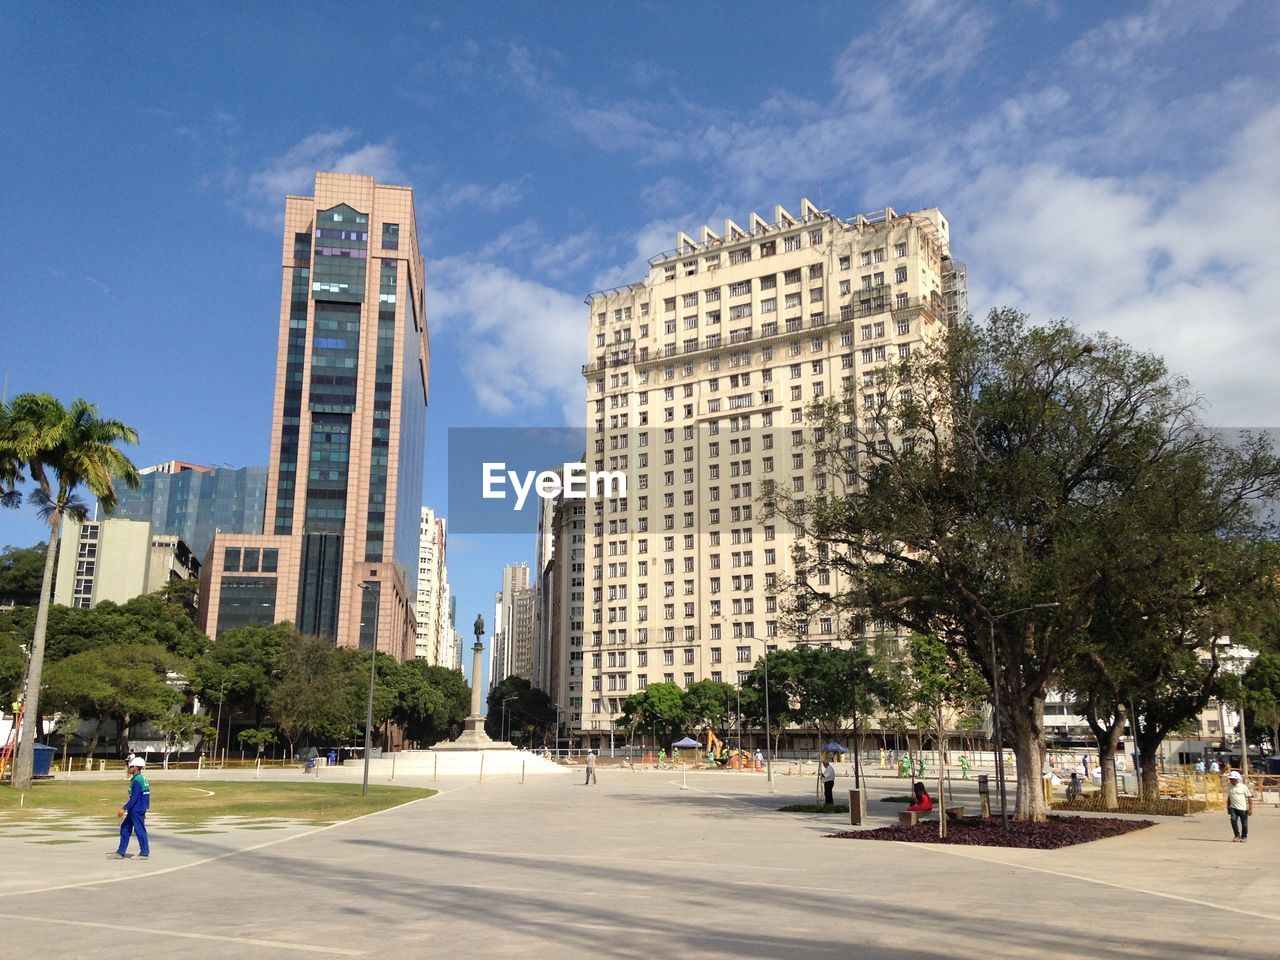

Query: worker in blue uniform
left=111, top=756, right=151, bottom=860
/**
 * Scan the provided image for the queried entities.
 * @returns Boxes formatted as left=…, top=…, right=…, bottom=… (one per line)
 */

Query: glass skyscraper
left=198, top=172, right=428, bottom=658
left=113, top=463, right=268, bottom=562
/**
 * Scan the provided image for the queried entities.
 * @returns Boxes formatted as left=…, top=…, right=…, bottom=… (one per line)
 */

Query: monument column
left=434, top=613, right=514, bottom=751
left=465, top=614, right=486, bottom=731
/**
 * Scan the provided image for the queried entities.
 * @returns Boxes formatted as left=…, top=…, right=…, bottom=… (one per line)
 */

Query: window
left=382, top=223, right=400, bottom=249
left=895, top=242, right=908, bottom=258
left=895, top=266, right=908, bottom=283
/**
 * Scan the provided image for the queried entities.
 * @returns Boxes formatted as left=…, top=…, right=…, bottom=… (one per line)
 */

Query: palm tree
left=0, top=399, right=27, bottom=509
left=4, top=394, right=139, bottom=790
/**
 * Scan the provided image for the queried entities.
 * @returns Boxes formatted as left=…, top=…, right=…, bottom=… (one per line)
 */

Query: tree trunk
left=1007, top=695, right=1048, bottom=821
left=1095, top=716, right=1124, bottom=810
left=11, top=515, right=62, bottom=790
left=1140, top=753, right=1161, bottom=805
left=936, top=706, right=947, bottom=838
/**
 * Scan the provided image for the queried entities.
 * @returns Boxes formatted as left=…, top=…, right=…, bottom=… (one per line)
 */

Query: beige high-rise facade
left=54, top=517, right=200, bottom=609
left=556, top=200, right=964, bottom=744
left=415, top=506, right=452, bottom=664
left=488, top=562, right=531, bottom=689
left=198, top=172, right=428, bottom=660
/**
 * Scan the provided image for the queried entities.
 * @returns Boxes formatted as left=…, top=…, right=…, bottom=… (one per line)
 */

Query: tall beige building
left=54, top=517, right=200, bottom=609
left=558, top=200, right=963, bottom=744
left=415, top=506, right=452, bottom=663
left=489, top=562, right=531, bottom=689
left=198, top=172, right=428, bottom=660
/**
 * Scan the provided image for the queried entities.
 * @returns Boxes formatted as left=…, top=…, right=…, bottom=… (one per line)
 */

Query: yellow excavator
left=705, top=729, right=755, bottom=769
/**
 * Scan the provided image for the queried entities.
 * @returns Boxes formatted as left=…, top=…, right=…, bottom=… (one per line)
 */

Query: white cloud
left=1068, top=0, right=1242, bottom=73
left=236, top=129, right=404, bottom=227
left=430, top=258, right=586, bottom=424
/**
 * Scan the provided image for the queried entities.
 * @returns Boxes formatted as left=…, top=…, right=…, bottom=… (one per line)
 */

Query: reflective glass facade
left=394, top=282, right=426, bottom=591
left=364, top=260, right=397, bottom=562
left=216, top=577, right=278, bottom=635
left=274, top=265, right=310, bottom=534
left=114, top=465, right=267, bottom=562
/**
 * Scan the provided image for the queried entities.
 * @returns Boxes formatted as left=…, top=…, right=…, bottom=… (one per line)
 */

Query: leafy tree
left=42, top=642, right=182, bottom=754
left=781, top=311, right=1280, bottom=820
left=158, top=577, right=200, bottom=620
left=193, top=622, right=293, bottom=730
left=153, top=711, right=214, bottom=768
left=0, top=630, right=24, bottom=708
left=269, top=634, right=363, bottom=755
left=237, top=727, right=278, bottom=757
left=392, top=661, right=469, bottom=746
left=485, top=675, right=555, bottom=743
left=0, top=542, right=47, bottom=601
left=683, top=679, right=736, bottom=736
left=618, top=682, right=689, bottom=747
left=895, top=634, right=989, bottom=837
left=1241, top=651, right=1280, bottom=756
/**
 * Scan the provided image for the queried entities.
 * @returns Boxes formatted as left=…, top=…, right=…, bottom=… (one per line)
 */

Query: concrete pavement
left=0, top=767, right=1274, bottom=959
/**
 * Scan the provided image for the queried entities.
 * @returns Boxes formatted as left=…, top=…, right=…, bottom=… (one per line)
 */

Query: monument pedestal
left=432, top=715, right=517, bottom=751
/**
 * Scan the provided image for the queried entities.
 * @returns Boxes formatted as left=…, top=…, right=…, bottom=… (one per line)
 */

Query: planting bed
left=828, top=815, right=1155, bottom=849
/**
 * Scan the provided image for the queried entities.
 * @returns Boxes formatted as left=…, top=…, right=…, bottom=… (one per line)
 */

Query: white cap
left=1228, top=770, right=1241, bottom=780
left=129, top=758, right=145, bottom=769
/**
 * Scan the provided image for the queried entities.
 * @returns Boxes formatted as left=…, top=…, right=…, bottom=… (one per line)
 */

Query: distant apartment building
left=54, top=517, right=200, bottom=609
left=531, top=492, right=559, bottom=694
left=489, top=562, right=531, bottom=689
left=113, top=461, right=268, bottom=562
left=198, top=172, right=429, bottom=658
left=554, top=200, right=964, bottom=745
left=415, top=506, right=453, bottom=664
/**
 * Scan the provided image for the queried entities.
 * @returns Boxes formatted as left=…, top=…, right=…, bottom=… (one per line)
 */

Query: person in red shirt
left=906, top=781, right=933, bottom=812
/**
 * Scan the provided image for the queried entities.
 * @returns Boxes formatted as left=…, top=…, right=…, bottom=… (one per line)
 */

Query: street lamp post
left=358, top=581, right=381, bottom=798
left=761, top=639, right=774, bottom=792
left=213, top=679, right=226, bottom=762
left=986, top=602, right=1060, bottom=825
left=502, top=696, right=515, bottom=743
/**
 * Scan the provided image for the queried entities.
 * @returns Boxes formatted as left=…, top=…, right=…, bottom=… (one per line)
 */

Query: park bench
left=946, top=806, right=965, bottom=820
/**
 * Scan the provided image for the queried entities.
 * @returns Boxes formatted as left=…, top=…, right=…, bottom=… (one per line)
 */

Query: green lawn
left=0, top=780, right=434, bottom=826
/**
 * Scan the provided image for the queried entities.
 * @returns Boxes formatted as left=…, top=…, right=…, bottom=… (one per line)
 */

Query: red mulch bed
left=827, top=815, right=1155, bottom=849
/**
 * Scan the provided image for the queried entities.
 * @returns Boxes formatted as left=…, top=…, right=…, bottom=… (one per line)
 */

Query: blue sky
left=2, top=1, right=1277, bottom=678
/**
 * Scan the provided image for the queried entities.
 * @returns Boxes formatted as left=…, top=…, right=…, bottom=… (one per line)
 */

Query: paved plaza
left=0, top=765, right=1274, bottom=959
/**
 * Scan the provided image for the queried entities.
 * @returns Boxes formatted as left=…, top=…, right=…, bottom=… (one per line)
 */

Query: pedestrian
left=1067, top=771, right=1082, bottom=801
left=658, top=748, right=667, bottom=768
left=754, top=748, right=763, bottom=768
left=819, top=759, right=836, bottom=806
left=111, top=757, right=150, bottom=860
left=1195, top=758, right=1205, bottom=774
left=897, top=754, right=910, bottom=778
left=906, top=781, right=933, bottom=813
left=958, top=755, right=970, bottom=779
left=584, top=749, right=598, bottom=786
left=1227, top=771, right=1253, bottom=842
left=1210, top=758, right=1221, bottom=774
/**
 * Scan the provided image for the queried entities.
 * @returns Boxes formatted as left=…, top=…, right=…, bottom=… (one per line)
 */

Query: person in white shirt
left=1226, top=771, right=1253, bottom=842
left=819, top=759, right=836, bottom=806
